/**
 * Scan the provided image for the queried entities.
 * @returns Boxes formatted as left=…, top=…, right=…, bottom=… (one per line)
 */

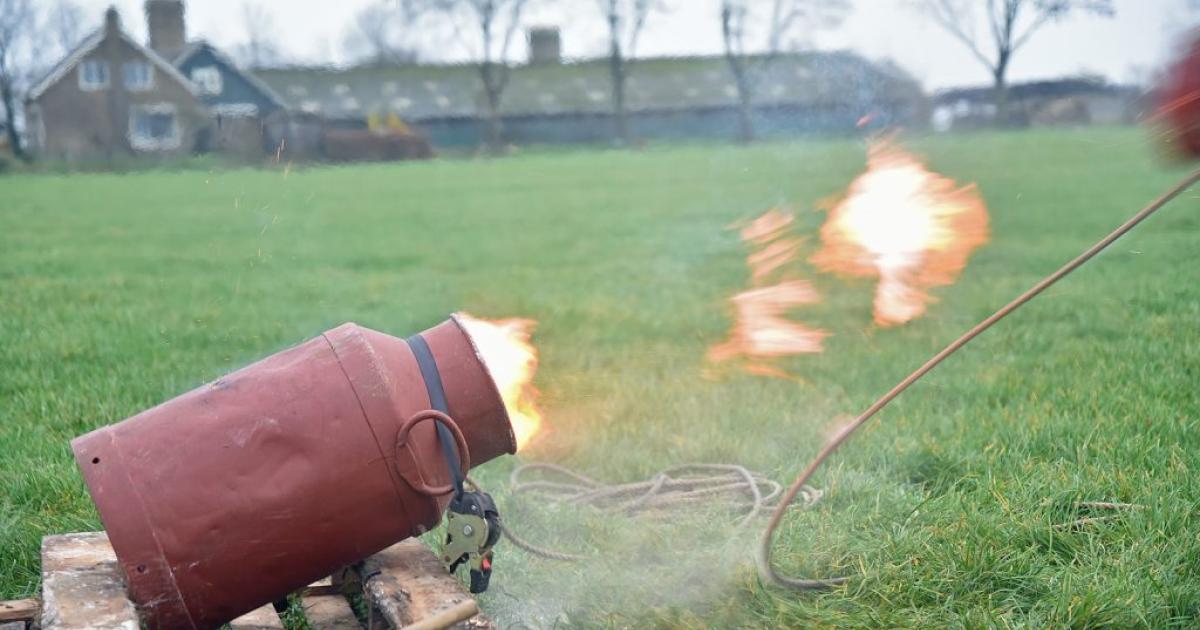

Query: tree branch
left=493, top=0, right=528, bottom=93
left=1010, top=11, right=1052, bottom=52
left=626, top=0, right=654, bottom=60
left=925, top=0, right=999, bottom=72
left=721, top=1, right=745, bottom=62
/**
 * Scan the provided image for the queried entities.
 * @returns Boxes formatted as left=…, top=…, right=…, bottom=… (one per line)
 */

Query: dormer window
left=123, top=62, right=153, bottom=91
left=191, top=66, right=222, bottom=95
left=79, top=60, right=109, bottom=91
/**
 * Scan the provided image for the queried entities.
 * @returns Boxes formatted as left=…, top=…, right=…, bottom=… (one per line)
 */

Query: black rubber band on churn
left=406, top=333, right=466, bottom=498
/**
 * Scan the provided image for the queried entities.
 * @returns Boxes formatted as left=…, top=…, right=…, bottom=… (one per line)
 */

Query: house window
left=123, top=62, right=153, bottom=91
left=129, top=104, right=180, bottom=151
left=191, top=66, right=222, bottom=96
left=79, top=60, right=109, bottom=91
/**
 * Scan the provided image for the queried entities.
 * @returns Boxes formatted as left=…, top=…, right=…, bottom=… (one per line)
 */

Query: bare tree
left=720, top=0, right=848, bottom=143
left=236, top=2, right=283, bottom=68
left=0, top=0, right=37, bottom=160
left=408, top=0, right=530, bottom=152
left=913, top=0, right=1114, bottom=124
left=47, top=0, right=84, bottom=52
left=598, top=0, right=660, bottom=146
left=345, top=1, right=418, bottom=65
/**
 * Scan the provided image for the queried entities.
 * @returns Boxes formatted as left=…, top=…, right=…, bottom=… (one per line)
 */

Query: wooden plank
left=300, top=577, right=361, bottom=630
left=0, top=599, right=38, bottom=623
left=228, top=604, right=284, bottom=630
left=41, top=532, right=139, bottom=630
left=360, top=540, right=493, bottom=630
left=302, top=593, right=362, bottom=630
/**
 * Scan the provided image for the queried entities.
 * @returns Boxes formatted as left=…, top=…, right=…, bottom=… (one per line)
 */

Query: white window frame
left=78, top=60, right=110, bottom=92
left=214, top=103, right=259, bottom=117
left=122, top=62, right=154, bottom=92
left=191, top=66, right=223, bottom=96
left=128, top=103, right=181, bottom=151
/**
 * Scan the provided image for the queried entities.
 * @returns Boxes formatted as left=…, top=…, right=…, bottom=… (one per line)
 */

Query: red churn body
left=1157, top=30, right=1200, bottom=159
left=71, top=317, right=516, bottom=630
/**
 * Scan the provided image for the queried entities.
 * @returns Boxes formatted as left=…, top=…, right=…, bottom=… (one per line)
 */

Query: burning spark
left=741, top=209, right=801, bottom=284
left=456, top=312, right=543, bottom=451
left=811, top=142, right=989, bottom=326
left=709, top=209, right=829, bottom=377
left=708, top=281, right=829, bottom=377
left=741, top=208, right=795, bottom=244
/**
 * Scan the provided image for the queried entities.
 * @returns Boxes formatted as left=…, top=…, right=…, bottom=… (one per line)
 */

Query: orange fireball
left=456, top=312, right=543, bottom=450
left=811, top=142, right=989, bottom=326
left=709, top=209, right=829, bottom=377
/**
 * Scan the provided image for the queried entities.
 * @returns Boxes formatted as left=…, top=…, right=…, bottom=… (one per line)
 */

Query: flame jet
left=457, top=313, right=543, bottom=450
left=811, top=142, right=990, bottom=326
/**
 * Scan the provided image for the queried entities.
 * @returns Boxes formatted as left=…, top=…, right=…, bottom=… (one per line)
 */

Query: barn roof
left=934, top=78, right=1138, bottom=106
left=256, top=51, right=922, bottom=122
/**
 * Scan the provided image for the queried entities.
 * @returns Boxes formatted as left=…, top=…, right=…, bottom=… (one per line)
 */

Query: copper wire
left=758, top=167, right=1200, bottom=590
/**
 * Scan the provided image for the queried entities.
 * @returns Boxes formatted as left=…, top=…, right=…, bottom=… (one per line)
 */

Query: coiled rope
left=482, top=463, right=823, bottom=562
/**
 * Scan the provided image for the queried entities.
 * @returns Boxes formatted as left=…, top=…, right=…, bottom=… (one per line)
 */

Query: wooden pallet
left=0, top=532, right=492, bottom=630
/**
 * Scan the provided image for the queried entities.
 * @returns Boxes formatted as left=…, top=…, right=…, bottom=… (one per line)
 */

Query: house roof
left=28, top=25, right=198, bottom=102
left=256, top=51, right=922, bottom=122
left=174, top=40, right=289, bottom=109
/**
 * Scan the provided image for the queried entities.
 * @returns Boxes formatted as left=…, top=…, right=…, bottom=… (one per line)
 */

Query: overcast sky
left=76, top=0, right=1195, bottom=90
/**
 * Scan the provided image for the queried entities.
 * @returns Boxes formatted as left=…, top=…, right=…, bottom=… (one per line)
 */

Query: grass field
left=3, top=128, right=1199, bottom=628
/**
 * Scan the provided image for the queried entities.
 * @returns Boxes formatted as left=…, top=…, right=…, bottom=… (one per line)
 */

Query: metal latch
left=442, top=490, right=501, bottom=594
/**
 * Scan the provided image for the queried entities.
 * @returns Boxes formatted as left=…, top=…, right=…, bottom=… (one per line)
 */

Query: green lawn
left=3, top=128, right=1199, bottom=628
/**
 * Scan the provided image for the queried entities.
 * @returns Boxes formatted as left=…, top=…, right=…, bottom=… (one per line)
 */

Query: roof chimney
left=528, top=27, right=561, bottom=65
left=145, top=0, right=186, bottom=59
left=104, top=6, right=121, bottom=38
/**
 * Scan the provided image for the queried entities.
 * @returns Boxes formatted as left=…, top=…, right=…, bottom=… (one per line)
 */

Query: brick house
left=25, top=7, right=208, bottom=161
left=26, top=1, right=287, bottom=161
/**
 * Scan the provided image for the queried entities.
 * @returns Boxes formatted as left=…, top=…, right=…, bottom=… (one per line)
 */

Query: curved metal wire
left=758, top=168, right=1200, bottom=590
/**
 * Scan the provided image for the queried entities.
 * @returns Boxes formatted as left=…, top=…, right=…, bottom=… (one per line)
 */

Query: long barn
left=256, top=32, right=927, bottom=150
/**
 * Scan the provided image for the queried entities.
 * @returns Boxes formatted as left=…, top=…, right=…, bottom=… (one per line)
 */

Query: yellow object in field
left=367, top=112, right=384, bottom=133
left=386, top=112, right=413, bottom=135
left=368, top=111, right=414, bottom=135
left=364, top=111, right=412, bottom=134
